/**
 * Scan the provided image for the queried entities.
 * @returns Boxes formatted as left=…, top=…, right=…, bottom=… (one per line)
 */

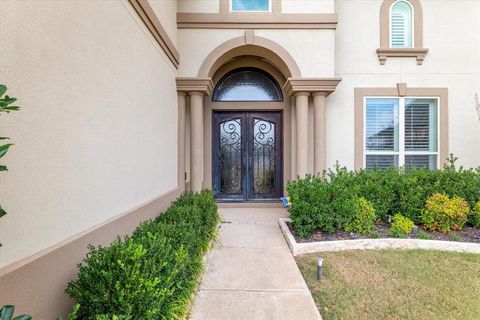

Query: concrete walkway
left=189, top=208, right=321, bottom=320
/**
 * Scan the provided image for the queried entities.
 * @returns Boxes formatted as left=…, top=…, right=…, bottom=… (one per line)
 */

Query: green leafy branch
left=0, top=305, right=31, bottom=320
left=0, top=84, right=20, bottom=218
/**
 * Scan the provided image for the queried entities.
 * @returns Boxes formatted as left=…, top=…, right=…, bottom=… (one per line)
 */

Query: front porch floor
left=189, top=208, right=321, bottom=320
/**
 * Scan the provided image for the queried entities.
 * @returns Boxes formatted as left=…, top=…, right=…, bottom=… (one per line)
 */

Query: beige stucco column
left=176, top=78, right=213, bottom=192
left=313, top=92, right=327, bottom=174
left=284, top=78, right=342, bottom=179
left=295, top=92, right=309, bottom=178
left=189, top=91, right=204, bottom=192
left=177, top=92, right=187, bottom=191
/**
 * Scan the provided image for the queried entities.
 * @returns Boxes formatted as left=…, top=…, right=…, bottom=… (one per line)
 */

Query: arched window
left=213, top=68, right=283, bottom=102
left=390, top=0, right=413, bottom=48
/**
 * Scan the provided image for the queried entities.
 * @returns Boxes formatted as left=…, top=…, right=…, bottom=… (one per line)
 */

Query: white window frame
left=230, top=0, right=272, bottom=13
left=363, top=96, right=441, bottom=169
left=389, top=0, right=415, bottom=48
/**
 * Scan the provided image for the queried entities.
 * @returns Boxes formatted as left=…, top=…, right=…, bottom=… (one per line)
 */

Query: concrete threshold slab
left=279, top=218, right=480, bottom=256
left=218, top=222, right=288, bottom=248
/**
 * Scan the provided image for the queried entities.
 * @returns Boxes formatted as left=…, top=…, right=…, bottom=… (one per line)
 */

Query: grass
left=296, top=250, right=480, bottom=320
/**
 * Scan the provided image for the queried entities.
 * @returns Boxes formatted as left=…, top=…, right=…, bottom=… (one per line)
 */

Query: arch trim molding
left=198, top=32, right=302, bottom=79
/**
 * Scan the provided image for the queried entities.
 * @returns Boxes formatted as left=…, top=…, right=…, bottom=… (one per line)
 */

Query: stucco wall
left=178, top=0, right=219, bottom=13
left=332, top=0, right=480, bottom=169
left=0, top=0, right=178, bottom=268
left=178, top=29, right=335, bottom=77
left=282, top=0, right=334, bottom=14
left=256, top=30, right=335, bottom=77
left=149, top=0, right=178, bottom=46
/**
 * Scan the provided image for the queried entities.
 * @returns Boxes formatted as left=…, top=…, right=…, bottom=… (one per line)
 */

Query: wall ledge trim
left=283, top=78, right=342, bottom=96
left=177, top=13, right=338, bottom=29
left=129, top=0, right=180, bottom=68
left=176, top=78, right=214, bottom=96
left=377, top=48, right=429, bottom=65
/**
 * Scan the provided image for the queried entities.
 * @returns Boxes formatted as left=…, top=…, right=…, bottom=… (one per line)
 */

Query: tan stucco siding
left=0, top=0, right=178, bottom=267
left=256, top=30, right=335, bottom=77
left=282, top=0, right=334, bottom=14
left=178, top=29, right=245, bottom=76
left=178, top=0, right=220, bottom=13
left=333, top=0, right=480, bottom=169
left=149, top=0, right=178, bottom=46
left=178, top=29, right=335, bottom=77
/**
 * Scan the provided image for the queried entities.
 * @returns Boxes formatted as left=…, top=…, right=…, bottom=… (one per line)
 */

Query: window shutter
left=391, top=13, right=406, bottom=47
left=405, top=103, right=430, bottom=150
left=365, top=99, right=399, bottom=151
left=366, top=155, right=399, bottom=170
left=390, top=1, right=413, bottom=48
left=405, top=100, right=437, bottom=151
left=405, top=155, right=437, bottom=170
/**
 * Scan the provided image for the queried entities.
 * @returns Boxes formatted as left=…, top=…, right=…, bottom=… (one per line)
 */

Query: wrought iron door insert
left=213, top=111, right=282, bottom=201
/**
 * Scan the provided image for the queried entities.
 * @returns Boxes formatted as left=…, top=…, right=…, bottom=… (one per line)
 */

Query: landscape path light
left=317, top=256, right=323, bottom=281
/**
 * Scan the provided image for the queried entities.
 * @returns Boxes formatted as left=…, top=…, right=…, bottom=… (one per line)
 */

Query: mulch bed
left=287, top=221, right=480, bottom=244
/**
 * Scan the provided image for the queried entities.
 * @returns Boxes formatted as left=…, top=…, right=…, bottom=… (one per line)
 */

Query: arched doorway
left=204, top=58, right=292, bottom=202
left=211, top=67, right=283, bottom=201
left=176, top=32, right=340, bottom=201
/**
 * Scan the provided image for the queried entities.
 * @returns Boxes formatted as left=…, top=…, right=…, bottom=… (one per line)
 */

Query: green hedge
left=66, top=190, right=219, bottom=319
left=287, top=156, right=480, bottom=237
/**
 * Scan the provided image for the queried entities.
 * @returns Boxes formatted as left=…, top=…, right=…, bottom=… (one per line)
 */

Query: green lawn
left=296, top=250, right=480, bottom=320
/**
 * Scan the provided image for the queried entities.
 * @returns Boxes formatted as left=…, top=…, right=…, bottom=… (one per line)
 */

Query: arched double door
left=213, top=111, right=283, bottom=201
left=211, top=67, right=284, bottom=201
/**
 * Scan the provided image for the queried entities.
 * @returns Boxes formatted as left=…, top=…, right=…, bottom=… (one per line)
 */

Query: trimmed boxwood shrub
left=469, top=200, right=480, bottom=228
left=65, top=190, right=219, bottom=320
left=287, top=156, right=480, bottom=237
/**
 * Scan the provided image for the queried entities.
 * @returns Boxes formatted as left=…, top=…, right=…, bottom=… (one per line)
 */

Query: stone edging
left=279, top=218, right=480, bottom=256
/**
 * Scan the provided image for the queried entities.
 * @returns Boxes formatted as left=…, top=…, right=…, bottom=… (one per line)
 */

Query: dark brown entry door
left=213, top=111, right=283, bottom=201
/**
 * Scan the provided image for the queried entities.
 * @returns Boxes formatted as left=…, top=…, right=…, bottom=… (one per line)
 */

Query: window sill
left=376, top=48, right=429, bottom=65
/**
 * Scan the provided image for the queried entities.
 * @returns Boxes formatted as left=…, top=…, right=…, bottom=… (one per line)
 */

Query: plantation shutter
left=391, top=1, right=413, bottom=48
left=366, top=155, right=399, bottom=170
left=405, top=99, right=438, bottom=170
left=365, top=99, right=399, bottom=151
left=365, top=98, right=400, bottom=170
left=391, top=12, right=406, bottom=47
left=405, top=99, right=436, bottom=151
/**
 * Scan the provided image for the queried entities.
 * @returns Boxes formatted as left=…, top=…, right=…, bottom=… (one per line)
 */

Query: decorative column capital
left=188, top=91, right=205, bottom=97
left=176, top=77, right=214, bottom=96
left=283, top=78, right=342, bottom=97
left=294, top=92, right=310, bottom=97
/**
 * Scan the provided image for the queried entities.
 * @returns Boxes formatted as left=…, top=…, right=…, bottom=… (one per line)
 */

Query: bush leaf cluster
left=66, top=190, right=219, bottom=319
left=0, top=84, right=21, bottom=218
left=390, top=214, right=415, bottom=237
left=344, top=197, right=376, bottom=235
left=0, top=305, right=31, bottom=320
left=287, top=156, right=480, bottom=237
left=421, top=193, right=469, bottom=233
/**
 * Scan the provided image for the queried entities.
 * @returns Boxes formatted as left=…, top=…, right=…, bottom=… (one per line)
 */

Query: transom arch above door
left=212, top=67, right=284, bottom=102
